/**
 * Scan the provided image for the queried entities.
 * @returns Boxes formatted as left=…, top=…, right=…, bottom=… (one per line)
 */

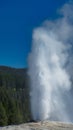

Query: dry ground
left=0, top=121, right=73, bottom=130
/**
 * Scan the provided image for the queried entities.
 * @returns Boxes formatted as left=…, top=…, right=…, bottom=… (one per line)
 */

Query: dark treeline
left=0, top=66, right=31, bottom=126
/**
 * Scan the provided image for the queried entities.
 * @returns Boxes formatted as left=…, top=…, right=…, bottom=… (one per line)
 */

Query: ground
left=0, top=121, right=73, bottom=130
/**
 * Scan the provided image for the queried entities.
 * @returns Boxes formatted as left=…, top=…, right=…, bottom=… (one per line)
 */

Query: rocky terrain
left=0, top=121, right=73, bottom=130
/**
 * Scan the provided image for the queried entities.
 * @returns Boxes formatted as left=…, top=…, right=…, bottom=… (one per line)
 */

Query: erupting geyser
left=28, top=2, right=73, bottom=123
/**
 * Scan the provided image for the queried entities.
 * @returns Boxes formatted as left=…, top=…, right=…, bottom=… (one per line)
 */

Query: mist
left=28, top=2, right=73, bottom=122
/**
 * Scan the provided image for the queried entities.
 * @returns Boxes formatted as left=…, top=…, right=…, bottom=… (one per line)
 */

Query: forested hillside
left=0, top=66, right=31, bottom=126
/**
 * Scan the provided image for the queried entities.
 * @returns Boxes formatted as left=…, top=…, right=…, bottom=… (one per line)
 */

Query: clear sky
left=0, top=0, right=69, bottom=68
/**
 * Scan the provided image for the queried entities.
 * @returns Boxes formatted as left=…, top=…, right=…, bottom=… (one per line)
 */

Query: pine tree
left=0, top=102, right=8, bottom=126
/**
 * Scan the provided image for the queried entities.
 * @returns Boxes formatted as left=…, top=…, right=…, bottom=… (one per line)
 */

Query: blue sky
left=0, top=0, right=69, bottom=68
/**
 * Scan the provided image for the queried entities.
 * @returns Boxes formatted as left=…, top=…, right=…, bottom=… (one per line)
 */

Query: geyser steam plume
left=28, top=2, right=73, bottom=122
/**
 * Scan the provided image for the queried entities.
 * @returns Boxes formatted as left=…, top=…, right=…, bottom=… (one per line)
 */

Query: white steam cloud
left=28, top=2, right=73, bottom=122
